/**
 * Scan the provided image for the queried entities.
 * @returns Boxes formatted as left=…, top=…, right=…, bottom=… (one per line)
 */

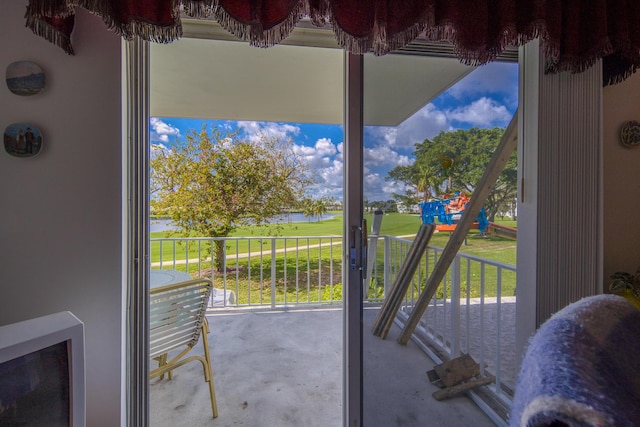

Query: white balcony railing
left=150, top=234, right=516, bottom=419
left=379, top=236, right=516, bottom=422
left=151, top=236, right=344, bottom=308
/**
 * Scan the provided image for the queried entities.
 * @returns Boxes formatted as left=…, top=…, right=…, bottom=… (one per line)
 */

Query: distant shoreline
left=150, top=212, right=336, bottom=232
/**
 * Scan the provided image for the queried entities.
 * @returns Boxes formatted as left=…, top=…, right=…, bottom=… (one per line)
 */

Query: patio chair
left=149, top=278, right=218, bottom=418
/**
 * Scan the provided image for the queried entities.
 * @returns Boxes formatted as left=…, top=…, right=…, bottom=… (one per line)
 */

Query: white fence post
left=495, top=267, right=503, bottom=398
left=383, top=236, right=392, bottom=299
left=271, top=238, right=276, bottom=309
left=450, top=256, right=461, bottom=358
left=365, top=210, right=384, bottom=299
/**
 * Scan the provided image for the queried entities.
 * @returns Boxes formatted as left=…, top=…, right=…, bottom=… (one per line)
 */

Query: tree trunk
left=213, top=240, right=225, bottom=272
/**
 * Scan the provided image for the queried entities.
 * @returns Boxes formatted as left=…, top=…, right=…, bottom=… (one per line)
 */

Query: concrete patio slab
left=150, top=307, right=498, bottom=426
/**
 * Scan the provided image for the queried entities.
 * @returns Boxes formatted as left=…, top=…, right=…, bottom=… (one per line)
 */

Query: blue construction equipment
left=419, top=192, right=489, bottom=232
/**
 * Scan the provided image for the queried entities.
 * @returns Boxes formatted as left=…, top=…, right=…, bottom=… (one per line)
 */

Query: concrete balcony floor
left=150, top=307, right=498, bottom=426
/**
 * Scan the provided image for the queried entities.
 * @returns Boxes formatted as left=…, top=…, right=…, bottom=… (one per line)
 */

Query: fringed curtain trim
left=25, top=11, right=75, bottom=55
left=24, top=0, right=640, bottom=86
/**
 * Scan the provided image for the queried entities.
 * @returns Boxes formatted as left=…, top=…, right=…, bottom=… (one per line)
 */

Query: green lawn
left=150, top=213, right=517, bottom=303
left=151, top=212, right=516, bottom=240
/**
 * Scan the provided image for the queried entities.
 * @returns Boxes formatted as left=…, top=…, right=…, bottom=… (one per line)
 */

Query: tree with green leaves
left=299, top=196, right=331, bottom=222
left=300, top=197, right=315, bottom=222
left=367, top=200, right=387, bottom=212
left=150, top=125, right=311, bottom=270
left=314, top=198, right=330, bottom=221
left=387, top=127, right=517, bottom=221
left=387, top=163, right=441, bottom=202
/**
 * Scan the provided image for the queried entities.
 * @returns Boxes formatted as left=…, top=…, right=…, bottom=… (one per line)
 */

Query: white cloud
left=364, top=145, right=412, bottom=168
left=150, top=143, right=169, bottom=160
left=314, top=138, right=337, bottom=156
left=289, top=138, right=345, bottom=200
left=381, top=180, right=407, bottom=199
left=394, top=104, right=452, bottom=148
left=446, top=62, right=518, bottom=104
left=307, top=159, right=344, bottom=200
left=364, top=173, right=406, bottom=201
left=364, top=173, right=385, bottom=199
left=294, top=138, right=339, bottom=169
left=447, top=97, right=512, bottom=127
left=367, top=103, right=453, bottom=150
left=150, top=117, right=181, bottom=144
left=237, top=121, right=300, bottom=143
left=320, top=160, right=343, bottom=187
left=219, top=121, right=235, bottom=132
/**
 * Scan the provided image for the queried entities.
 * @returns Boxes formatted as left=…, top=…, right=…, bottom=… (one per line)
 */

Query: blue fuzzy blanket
left=510, top=294, right=640, bottom=427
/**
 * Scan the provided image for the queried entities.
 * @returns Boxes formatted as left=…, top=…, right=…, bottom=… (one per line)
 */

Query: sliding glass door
left=147, top=27, right=348, bottom=426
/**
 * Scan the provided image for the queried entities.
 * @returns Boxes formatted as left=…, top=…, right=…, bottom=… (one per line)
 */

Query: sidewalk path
left=151, top=238, right=343, bottom=267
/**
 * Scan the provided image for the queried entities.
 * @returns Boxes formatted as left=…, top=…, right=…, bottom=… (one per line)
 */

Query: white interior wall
left=603, top=72, right=640, bottom=282
left=0, top=2, right=123, bottom=426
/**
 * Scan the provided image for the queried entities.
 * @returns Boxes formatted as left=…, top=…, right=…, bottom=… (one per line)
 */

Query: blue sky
left=150, top=61, right=518, bottom=202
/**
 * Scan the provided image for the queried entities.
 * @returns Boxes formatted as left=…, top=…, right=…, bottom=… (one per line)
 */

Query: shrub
left=322, top=283, right=342, bottom=302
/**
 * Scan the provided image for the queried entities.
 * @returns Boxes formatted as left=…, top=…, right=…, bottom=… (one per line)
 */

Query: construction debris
left=427, top=353, right=495, bottom=401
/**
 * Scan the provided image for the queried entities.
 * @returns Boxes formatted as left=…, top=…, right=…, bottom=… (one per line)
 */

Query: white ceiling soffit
left=150, top=37, right=345, bottom=125
left=150, top=20, right=515, bottom=126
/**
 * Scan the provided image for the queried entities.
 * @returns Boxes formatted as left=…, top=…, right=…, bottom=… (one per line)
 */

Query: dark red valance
left=25, top=0, right=640, bottom=86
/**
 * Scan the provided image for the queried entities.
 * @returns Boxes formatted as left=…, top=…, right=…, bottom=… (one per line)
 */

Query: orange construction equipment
left=420, top=192, right=489, bottom=233
left=486, top=222, right=517, bottom=239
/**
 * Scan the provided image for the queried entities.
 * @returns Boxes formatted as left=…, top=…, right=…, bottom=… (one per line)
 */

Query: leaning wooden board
left=398, top=112, right=518, bottom=344
left=371, top=223, right=435, bottom=339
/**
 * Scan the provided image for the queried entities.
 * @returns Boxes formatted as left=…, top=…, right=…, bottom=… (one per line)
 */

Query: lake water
left=150, top=213, right=336, bottom=232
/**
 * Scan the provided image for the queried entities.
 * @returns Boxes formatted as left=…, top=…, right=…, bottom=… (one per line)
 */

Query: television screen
left=0, top=340, right=71, bottom=427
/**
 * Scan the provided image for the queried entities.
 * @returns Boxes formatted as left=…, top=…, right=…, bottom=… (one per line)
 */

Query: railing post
left=384, top=236, right=391, bottom=299
left=185, top=240, right=190, bottom=271
left=365, top=209, right=383, bottom=300
left=271, top=238, right=276, bottom=309
left=222, top=241, right=227, bottom=294
left=450, top=256, right=461, bottom=358
left=495, top=266, right=503, bottom=398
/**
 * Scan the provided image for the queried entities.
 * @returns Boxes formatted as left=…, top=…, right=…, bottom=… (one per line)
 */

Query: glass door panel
left=362, top=50, right=518, bottom=425
left=148, top=34, right=345, bottom=426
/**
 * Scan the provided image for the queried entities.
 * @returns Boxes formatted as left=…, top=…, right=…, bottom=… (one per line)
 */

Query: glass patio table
left=150, top=269, right=193, bottom=289
left=150, top=269, right=235, bottom=306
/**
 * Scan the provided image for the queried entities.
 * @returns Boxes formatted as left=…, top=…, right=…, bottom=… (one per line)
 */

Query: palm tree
left=300, top=197, right=315, bottom=222
left=313, top=198, right=328, bottom=222
left=415, top=165, right=441, bottom=201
